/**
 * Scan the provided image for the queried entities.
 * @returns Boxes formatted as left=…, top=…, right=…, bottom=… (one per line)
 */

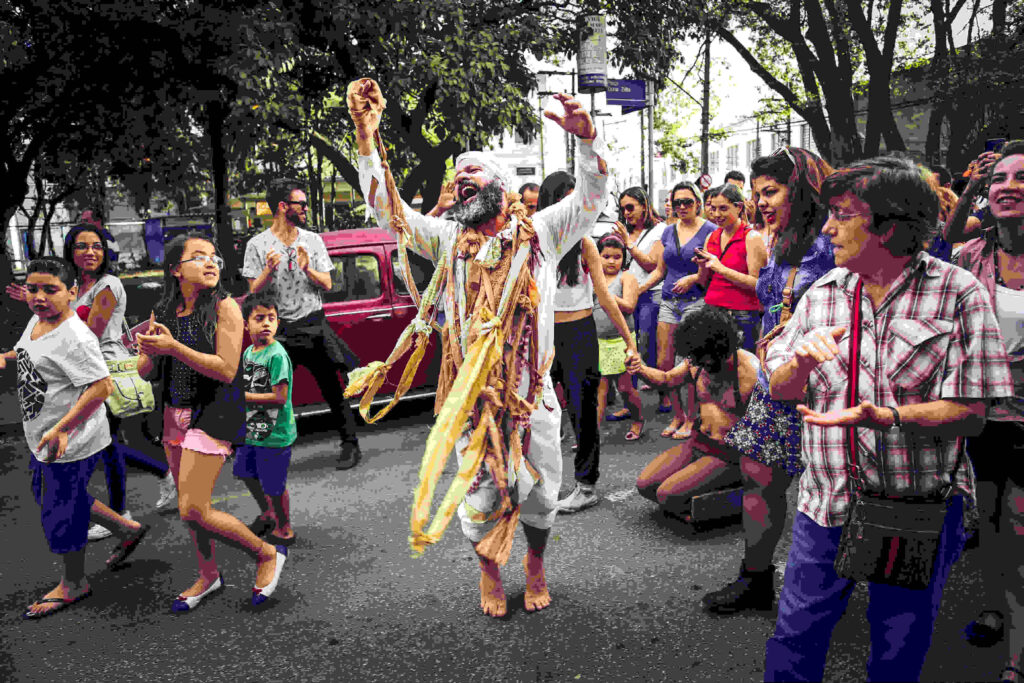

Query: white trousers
left=457, top=378, right=563, bottom=542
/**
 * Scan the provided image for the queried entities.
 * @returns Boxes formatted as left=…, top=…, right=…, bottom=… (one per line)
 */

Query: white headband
left=454, top=151, right=511, bottom=192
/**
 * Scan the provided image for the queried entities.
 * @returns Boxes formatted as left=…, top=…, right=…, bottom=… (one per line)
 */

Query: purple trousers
left=764, top=496, right=966, bottom=682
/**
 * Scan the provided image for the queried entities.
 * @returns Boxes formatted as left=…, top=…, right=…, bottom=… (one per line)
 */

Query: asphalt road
left=0, top=394, right=1007, bottom=682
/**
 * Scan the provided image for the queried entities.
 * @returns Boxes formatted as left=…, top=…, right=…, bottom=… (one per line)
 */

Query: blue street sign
left=606, top=79, right=646, bottom=107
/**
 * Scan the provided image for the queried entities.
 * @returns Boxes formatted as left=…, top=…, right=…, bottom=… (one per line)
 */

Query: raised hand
left=347, top=78, right=385, bottom=137
left=5, top=283, right=27, bottom=303
left=265, top=249, right=282, bottom=272
left=296, top=245, right=310, bottom=272
left=137, top=322, right=176, bottom=357
left=543, top=93, right=597, bottom=141
left=612, top=221, right=632, bottom=246
left=968, top=151, right=1002, bottom=188
left=792, top=326, right=846, bottom=372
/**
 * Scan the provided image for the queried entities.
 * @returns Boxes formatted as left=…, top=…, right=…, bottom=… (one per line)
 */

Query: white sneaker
left=155, top=472, right=177, bottom=509
left=87, top=510, right=132, bottom=541
left=557, top=483, right=598, bottom=514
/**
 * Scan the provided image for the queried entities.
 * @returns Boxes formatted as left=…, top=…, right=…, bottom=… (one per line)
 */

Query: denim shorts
left=658, top=296, right=702, bottom=325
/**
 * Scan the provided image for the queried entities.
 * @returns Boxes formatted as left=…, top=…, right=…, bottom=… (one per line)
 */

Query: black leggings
left=551, top=316, right=601, bottom=486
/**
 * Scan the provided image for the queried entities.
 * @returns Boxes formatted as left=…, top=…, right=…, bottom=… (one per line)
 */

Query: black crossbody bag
left=833, top=278, right=958, bottom=590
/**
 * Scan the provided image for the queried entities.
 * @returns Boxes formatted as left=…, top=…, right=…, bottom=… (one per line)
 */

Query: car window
left=323, top=253, right=382, bottom=303
left=391, top=250, right=433, bottom=297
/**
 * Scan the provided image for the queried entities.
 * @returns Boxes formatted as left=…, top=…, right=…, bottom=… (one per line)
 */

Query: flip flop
left=671, top=426, right=693, bottom=440
left=107, top=524, right=150, bottom=570
left=624, top=420, right=645, bottom=441
left=22, top=589, right=93, bottom=620
left=606, top=409, right=632, bottom=422
left=661, top=424, right=680, bottom=438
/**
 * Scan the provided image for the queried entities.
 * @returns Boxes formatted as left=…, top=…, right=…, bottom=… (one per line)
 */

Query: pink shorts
left=162, top=407, right=233, bottom=457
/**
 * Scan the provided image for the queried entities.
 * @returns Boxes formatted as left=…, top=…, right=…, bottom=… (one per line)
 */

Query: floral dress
left=724, top=232, right=835, bottom=475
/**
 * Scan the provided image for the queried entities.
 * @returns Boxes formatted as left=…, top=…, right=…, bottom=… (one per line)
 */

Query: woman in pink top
left=694, top=183, right=767, bottom=352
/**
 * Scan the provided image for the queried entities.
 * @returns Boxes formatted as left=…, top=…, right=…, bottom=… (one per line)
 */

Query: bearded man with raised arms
left=348, top=79, right=631, bottom=618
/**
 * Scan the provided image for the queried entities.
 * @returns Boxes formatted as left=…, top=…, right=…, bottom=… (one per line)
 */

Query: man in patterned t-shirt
left=242, top=179, right=362, bottom=469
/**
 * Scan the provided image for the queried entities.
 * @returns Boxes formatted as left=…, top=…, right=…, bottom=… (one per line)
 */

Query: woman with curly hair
left=702, top=147, right=835, bottom=615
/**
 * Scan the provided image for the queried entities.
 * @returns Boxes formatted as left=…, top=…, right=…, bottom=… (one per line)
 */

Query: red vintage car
left=289, top=227, right=440, bottom=415
left=127, top=227, right=441, bottom=417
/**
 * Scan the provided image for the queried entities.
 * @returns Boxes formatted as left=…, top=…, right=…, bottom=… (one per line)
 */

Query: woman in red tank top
left=693, top=184, right=767, bottom=352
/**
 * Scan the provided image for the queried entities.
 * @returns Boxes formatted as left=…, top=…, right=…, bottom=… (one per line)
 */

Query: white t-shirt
left=15, top=315, right=112, bottom=463
left=75, top=273, right=129, bottom=360
left=991, top=283, right=1024, bottom=421
left=242, top=229, right=331, bottom=322
left=628, top=222, right=664, bottom=304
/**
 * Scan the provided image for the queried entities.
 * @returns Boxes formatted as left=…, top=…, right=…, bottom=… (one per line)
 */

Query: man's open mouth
left=457, top=182, right=479, bottom=202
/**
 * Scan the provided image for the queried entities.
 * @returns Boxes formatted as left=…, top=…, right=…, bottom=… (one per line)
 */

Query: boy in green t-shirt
left=233, top=291, right=297, bottom=545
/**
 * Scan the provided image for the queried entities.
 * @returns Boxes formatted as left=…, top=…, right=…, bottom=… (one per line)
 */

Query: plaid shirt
left=765, top=252, right=1013, bottom=527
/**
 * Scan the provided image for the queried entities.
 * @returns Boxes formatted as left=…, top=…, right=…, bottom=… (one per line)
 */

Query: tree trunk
left=208, top=100, right=237, bottom=287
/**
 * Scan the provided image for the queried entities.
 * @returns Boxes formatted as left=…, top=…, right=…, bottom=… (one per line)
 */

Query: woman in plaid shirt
left=762, top=157, right=1013, bottom=682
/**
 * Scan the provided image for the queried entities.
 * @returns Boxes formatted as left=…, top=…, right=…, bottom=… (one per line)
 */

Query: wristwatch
left=886, top=406, right=902, bottom=432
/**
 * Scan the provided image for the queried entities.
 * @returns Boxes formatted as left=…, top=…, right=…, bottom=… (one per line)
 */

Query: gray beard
left=447, top=180, right=504, bottom=228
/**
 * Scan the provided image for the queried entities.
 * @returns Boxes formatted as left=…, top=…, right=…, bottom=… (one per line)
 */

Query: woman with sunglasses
left=611, top=187, right=665, bottom=418
left=694, top=184, right=767, bottom=352
left=702, top=147, right=834, bottom=615
left=638, top=181, right=717, bottom=439
left=138, top=233, right=287, bottom=610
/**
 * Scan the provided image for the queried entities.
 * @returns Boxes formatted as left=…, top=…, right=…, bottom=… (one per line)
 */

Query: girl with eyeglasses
left=137, top=233, right=287, bottom=611
left=637, top=181, right=717, bottom=440
left=702, top=147, right=835, bottom=616
left=611, top=187, right=665, bottom=420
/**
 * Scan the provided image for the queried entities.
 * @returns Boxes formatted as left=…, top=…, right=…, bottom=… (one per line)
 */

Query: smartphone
left=985, top=138, right=1007, bottom=153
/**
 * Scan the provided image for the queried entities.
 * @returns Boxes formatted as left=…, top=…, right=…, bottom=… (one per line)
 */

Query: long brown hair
left=751, top=147, right=833, bottom=266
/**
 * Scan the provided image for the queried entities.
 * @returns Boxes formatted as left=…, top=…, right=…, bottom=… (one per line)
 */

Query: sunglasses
left=620, top=203, right=639, bottom=213
left=283, top=200, right=309, bottom=209
left=73, top=242, right=104, bottom=252
left=672, top=198, right=697, bottom=207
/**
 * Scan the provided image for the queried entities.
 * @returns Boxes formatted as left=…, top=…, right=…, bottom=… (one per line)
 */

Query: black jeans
left=278, top=314, right=359, bottom=446
left=551, top=316, right=601, bottom=486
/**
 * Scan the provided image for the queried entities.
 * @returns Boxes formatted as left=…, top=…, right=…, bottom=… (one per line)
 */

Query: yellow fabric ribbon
left=409, top=308, right=503, bottom=556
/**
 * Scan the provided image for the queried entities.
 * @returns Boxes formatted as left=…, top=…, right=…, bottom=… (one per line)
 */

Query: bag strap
left=845, top=278, right=865, bottom=494
left=780, top=265, right=799, bottom=313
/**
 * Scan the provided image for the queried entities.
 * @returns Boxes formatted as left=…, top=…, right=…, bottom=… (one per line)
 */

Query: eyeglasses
left=828, top=210, right=871, bottom=223
left=285, top=246, right=297, bottom=271
left=180, top=254, right=224, bottom=269
left=73, top=242, right=104, bottom=252
left=672, top=198, right=697, bottom=208
left=620, top=203, right=638, bottom=213
left=283, top=200, right=308, bottom=209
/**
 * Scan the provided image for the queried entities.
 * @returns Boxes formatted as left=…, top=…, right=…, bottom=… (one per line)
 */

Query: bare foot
left=254, top=543, right=279, bottom=588
left=179, top=573, right=220, bottom=599
left=478, top=558, right=507, bottom=618
left=523, top=551, right=551, bottom=612
left=24, top=580, right=91, bottom=617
